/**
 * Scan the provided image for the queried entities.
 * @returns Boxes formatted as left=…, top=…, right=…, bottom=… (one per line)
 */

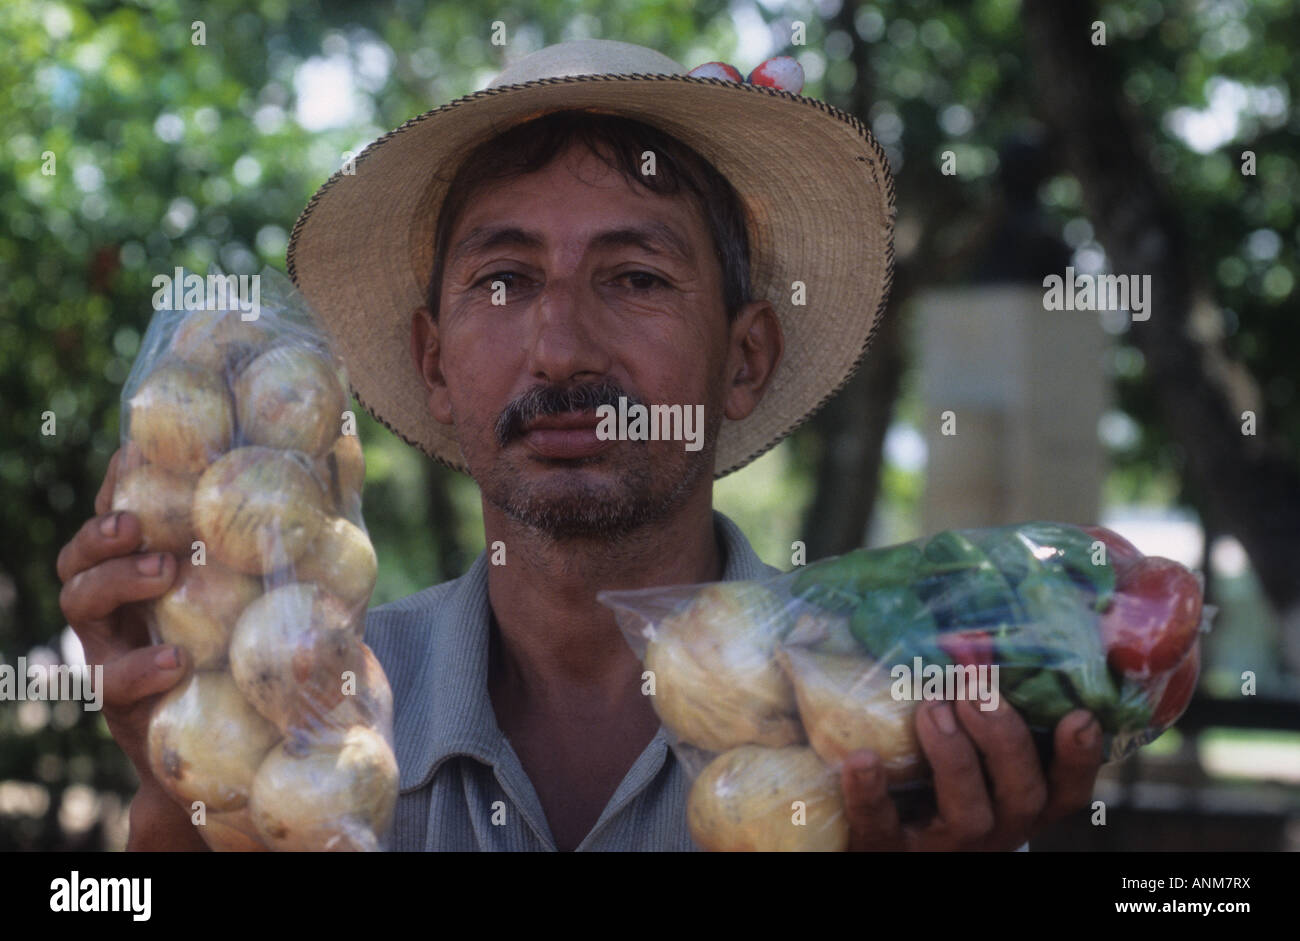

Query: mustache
left=495, top=379, right=646, bottom=446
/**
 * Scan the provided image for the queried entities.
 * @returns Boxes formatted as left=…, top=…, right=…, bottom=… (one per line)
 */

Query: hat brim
left=287, top=73, right=895, bottom=477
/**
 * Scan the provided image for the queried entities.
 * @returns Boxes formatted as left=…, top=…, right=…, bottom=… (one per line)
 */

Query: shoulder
left=362, top=575, right=468, bottom=689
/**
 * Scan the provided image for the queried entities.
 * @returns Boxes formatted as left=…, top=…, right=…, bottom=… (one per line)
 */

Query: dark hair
left=425, top=109, right=752, bottom=321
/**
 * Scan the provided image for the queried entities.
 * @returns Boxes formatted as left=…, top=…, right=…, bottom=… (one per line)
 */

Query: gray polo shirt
left=364, top=511, right=779, bottom=851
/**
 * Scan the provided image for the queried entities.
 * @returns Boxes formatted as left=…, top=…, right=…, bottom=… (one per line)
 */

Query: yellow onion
left=316, top=644, right=393, bottom=745
left=128, top=360, right=233, bottom=474
left=228, top=582, right=363, bottom=733
left=776, top=647, right=925, bottom=783
left=294, top=516, right=377, bottom=606
left=687, top=745, right=848, bottom=852
left=644, top=583, right=801, bottom=752
left=111, top=464, right=197, bottom=554
left=784, top=609, right=862, bottom=656
left=147, top=671, right=279, bottom=813
left=198, top=808, right=269, bottom=852
left=192, top=446, right=327, bottom=575
left=313, top=433, right=365, bottom=514
left=234, top=345, right=346, bottom=457
left=152, top=559, right=261, bottom=669
left=250, top=726, right=398, bottom=851
left=170, top=309, right=272, bottom=373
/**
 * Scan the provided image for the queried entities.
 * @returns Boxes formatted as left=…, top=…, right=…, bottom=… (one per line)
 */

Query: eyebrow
left=448, top=220, right=695, bottom=268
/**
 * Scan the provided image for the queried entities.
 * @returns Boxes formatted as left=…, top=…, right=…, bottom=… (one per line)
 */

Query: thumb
left=842, top=751, right=903, bottom=851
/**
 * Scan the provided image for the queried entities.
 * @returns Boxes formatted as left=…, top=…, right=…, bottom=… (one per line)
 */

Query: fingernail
left=930, top=702, right=957, bottom=735
left=853, top=759, right=880, bottom=786
left=155, top=646, right=179, bottom=670
left=137, top=553, right=164, bottom=577
left=100, top=513, right=120, bottom=537
left=1075, top=717, right=1100, bottom=747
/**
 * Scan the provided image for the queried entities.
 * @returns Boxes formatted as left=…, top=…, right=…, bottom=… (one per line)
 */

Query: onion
left=250, top=726, right=398, bottom=851
left=198, top=808, right=269, bottom=852
left=228, top=582, right=362, bottom=733
left=234, top=345, right=346, bottom=457
left=147, top=671, right=279, bottom=813
left=128, top=360, right=233, bottom=474
left=294, top=516, right=377, bottom=606
left=152, top=560, right=261, bottom=670
left=777, top=647, right=924, bottom=783
left=170, top=309, right=272, bottom=373
left=687, top=745, right=848, bottom=852
left=644, top=583, right=802, bottom=751
left=111, top=464, right=197, bottom=554
left=192, top=446, right=327, bottom=575
left=313, top=433, right=365, bottom=514
left=316, top=644, right=393, bottom=745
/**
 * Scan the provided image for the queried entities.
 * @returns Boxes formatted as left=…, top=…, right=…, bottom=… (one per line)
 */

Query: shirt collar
left=394, top=510, right=776, bottom=793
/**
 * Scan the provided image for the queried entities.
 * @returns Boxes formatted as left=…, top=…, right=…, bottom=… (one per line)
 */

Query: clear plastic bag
left=599, top=521, right=1212, bottom=852
left=113, top=265, right=397, bottom=851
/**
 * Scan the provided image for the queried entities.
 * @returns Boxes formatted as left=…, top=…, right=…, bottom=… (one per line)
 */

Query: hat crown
left=486, top=39, right=685, bottom=89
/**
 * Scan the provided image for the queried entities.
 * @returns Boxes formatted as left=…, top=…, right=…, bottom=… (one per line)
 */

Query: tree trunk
left=799, top=0, right=907, bottom=559
left=1022, top=0, right=1300, bottom=622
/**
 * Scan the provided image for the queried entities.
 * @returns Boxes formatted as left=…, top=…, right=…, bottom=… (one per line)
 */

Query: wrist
left=126, top=781, right=210, bottom=852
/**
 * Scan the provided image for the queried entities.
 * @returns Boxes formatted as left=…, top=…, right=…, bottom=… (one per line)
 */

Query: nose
left=523, top=272, right=612, bottom=384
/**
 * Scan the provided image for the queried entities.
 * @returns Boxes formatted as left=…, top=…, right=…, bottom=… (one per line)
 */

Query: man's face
left=426, top=141, right=736, bottom=539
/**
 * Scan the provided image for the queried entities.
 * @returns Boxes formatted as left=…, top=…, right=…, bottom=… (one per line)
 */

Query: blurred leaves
left=2, top=0, right=1298, bottom=846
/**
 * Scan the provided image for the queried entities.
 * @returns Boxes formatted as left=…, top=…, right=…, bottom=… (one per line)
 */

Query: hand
left=56, top=447, right=208, bottom=850
left=839, top=698, right=1103, bottom=851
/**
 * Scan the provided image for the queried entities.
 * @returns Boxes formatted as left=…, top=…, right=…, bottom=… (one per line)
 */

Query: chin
left=498, top=473, right=657, bottom=540
left=481, top=450, right=704, bottom=541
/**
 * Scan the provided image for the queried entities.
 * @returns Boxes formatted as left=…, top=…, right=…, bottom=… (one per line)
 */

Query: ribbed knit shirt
left=364, top=511, right=778, bottom=851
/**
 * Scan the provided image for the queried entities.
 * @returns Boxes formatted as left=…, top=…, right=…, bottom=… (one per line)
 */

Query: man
left=57, top=39, right=1103, bottom=851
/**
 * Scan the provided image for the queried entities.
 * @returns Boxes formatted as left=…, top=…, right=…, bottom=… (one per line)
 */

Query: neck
left=483, top=484, right=723, bottom=710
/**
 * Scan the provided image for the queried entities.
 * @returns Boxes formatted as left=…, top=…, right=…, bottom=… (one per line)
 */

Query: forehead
left=447, top=142, right=710, bottom=252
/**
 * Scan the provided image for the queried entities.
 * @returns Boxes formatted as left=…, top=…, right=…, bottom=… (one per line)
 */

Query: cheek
left=627, top=350, right=721, bottom=413
left=612, top=318, right=729, bottom=402
left=439, top=332, right=515, bottom=428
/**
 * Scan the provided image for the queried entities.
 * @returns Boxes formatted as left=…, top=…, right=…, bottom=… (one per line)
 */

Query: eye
left=473, top=271, right=525, bottom=290
left=615, top=271, right=668, bottom=291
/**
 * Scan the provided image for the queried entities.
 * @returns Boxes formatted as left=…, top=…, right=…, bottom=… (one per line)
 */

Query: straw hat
left=287, top=39, right=894, bottom=477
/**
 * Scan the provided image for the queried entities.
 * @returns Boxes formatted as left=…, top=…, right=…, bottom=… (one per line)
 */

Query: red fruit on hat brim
left=687, top=62, right=743, bottom=82
left=747, top=56, right=805, bottom=94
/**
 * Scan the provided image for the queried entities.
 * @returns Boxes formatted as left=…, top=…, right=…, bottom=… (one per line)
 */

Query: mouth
left=520, top=410, right=614, bottom=460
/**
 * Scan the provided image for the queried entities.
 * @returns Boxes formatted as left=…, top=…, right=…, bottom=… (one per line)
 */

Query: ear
left=410, top=306, right=453, bottom=426
left=722, top=299, right=784, bottom=421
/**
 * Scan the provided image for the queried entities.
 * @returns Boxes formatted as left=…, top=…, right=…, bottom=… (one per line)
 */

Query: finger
left=60, top=553, right=177, bottom=648
left=1043, top=710, right=1104, bottom=822
left=100, top=644, right=189, bottom=711
left=93, top=448, right=123, bottom=516
left=56, top=511, right=144, bottom=583
left=953, top=697, right=1047, bottom=835
left=840, top=751, right=903, bottom=851
left=916, top=700, right=995, bottom=845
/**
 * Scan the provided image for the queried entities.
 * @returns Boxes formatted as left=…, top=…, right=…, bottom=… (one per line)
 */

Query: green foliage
left=3, top=0, right=1297, bottom=847
left=0, top=0, right=725, bottom=847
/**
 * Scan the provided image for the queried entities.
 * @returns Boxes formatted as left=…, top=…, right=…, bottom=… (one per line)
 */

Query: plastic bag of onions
left=598, top=522, right=1211, bottom=852
left=114, top=265, right=396, bottom=852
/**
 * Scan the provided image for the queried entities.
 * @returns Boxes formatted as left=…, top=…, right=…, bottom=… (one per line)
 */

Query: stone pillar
left=915, top=284, right=1109, bottom=532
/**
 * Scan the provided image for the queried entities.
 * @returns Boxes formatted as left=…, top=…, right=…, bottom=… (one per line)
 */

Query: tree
left=1021, top=0, right=1300, bottom=628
